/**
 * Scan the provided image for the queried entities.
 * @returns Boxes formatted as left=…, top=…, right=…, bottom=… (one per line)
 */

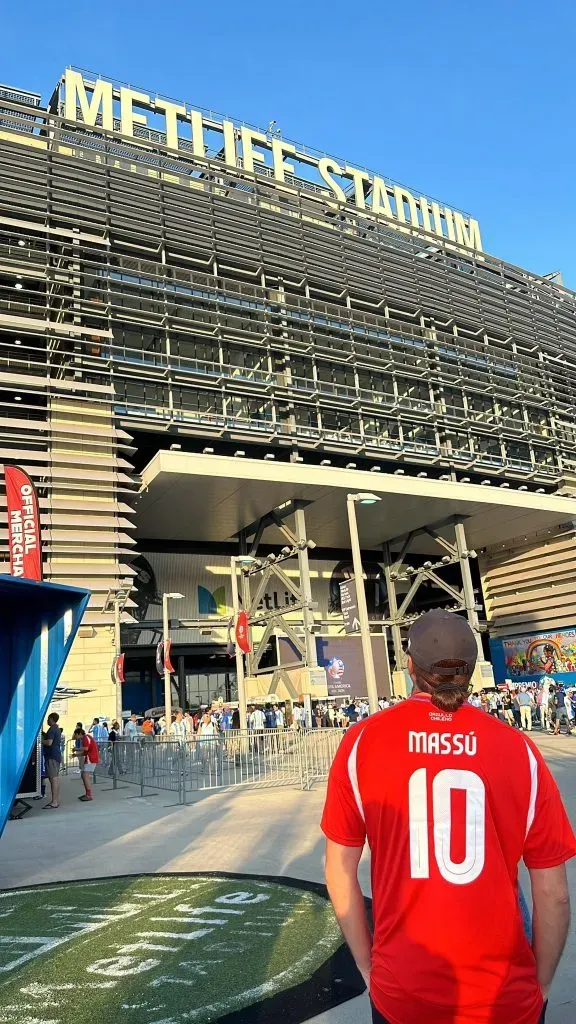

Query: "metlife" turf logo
left=0, top=873, right=364, bottom=1023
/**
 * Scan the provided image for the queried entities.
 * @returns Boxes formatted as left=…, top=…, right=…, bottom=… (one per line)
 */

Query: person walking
left=487, top=690, right=500, bottom=717
left=41, top=712, right=63, bottom=809
left=197, top=711, right=219, bottom=773
left=501, top=689, right=516, bottom=727
left=107, top=720, right=124, bottom=775
left=512, top=688, right=523, bottom=729
left=563, top=688, right=575, bottom=732
left=72, top=727, right=100, bottom=801
left=170, top=710, right=187, bottom=742
left=517, top=685, right=535, bottom=731
left=322, top=609, right=576, bottom=1024
left=553, top=687, right=573, bottom=737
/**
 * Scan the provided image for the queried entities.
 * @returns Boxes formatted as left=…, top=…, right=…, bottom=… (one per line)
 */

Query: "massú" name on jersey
left=409, top=731, right=477, bottom=756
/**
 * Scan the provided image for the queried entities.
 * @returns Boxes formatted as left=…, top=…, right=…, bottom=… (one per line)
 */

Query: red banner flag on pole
left=163, top=638, right=175, bottom=674
left=5, top=465, right=43, bottom=581
left=156, top=639, right=176, bottom=675
left=235, top=611, right=251, bottom=654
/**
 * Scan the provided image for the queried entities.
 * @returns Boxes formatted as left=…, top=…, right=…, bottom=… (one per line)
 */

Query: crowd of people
left=38, top=679, right=573, bottom=809
left=470, top=682, right=576, bottom=735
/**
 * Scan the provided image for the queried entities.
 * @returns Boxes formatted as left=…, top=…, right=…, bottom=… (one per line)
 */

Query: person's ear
left=407, top=655, right=417, bottom=684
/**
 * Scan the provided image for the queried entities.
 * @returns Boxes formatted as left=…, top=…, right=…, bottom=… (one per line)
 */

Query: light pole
left=162, top=592, right=183, bottom=729
left=230, top=555, right=257, bottom=732
left=113, top=597, right=122, bottom=724
left=347, top=492, right=382, bottom=715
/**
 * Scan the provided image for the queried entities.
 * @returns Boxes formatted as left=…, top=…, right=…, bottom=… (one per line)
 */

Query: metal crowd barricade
left=299, top=727, right=347, bottom=790
left=95, top=727, right=346, bottom=803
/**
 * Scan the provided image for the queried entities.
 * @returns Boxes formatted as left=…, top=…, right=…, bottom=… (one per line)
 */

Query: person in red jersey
left=72, top=727, right=100, bottom=802
left=322, top=610, right=576, bottom=1024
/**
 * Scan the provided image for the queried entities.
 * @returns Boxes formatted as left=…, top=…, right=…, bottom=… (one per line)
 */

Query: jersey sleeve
left=523, top=739, right=576, bottom=869
left=321, top=727, right=366, bottom=848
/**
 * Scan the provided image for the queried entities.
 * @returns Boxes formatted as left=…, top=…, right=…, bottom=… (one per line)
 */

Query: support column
left=231, top=556, right=249, bottom=733
left=383, top=543, right=404, bottom=671
left=454, top=520, right=494, bottom=690
left=238, top=532, right=254, bottom=679
left=294, top=506, right=318, bottom=668
left=383, top=542, right=410, bottom=698
left=454, top=521, right=483, bottom=658
left=177, top=656, right=186, bottom=710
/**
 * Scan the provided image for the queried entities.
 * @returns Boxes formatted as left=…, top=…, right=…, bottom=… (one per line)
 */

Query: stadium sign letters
left=64, top=70, right=482, bottom=252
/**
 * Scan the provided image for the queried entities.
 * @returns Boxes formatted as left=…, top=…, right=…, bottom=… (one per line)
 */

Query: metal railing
left=87, top=728, right=346, bottom=802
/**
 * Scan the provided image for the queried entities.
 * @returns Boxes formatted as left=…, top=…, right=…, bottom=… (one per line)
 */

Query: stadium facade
left=2, top=69, right=576, bottom=729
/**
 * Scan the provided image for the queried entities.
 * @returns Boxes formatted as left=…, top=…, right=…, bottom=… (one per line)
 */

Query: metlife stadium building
left=2, top=69, right=576, bottom=728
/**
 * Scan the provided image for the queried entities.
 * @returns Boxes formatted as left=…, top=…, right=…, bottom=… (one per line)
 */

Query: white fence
left=89, top=728, right=346, bottom=801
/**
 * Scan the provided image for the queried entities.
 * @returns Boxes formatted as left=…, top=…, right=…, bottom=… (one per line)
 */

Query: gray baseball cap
left=407, top=610, right=478, bottom=675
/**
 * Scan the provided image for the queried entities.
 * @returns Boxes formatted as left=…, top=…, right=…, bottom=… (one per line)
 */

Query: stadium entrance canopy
left=138, top=452, right=576, bottom=553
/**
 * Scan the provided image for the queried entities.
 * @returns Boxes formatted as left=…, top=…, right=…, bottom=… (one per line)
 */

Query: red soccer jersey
left=321, top=694, right=576, bottom=1024
left=82, top=735, right=100, bottom=764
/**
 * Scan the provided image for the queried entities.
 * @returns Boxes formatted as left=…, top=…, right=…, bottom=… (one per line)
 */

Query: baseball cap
left=408, top=610, right=478, bottom=676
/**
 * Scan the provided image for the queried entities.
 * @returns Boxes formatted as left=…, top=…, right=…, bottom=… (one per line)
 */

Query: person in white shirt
left=292, top=704, right=306, bottom=730
left=274, top=704, right=285, bottom=729
left=197, top=712, right=219, bottom=773
left=123, top=715, right=139, bottom=741
left=249, top=706, right=266, bottom=752
left=250, top=707, right=266, bottom=730
left=170, top=711, right=187, bottom=742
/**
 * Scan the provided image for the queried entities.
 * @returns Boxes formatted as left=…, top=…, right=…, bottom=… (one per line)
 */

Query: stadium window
left=171, top=335, right=219, bottom=366
left=505, top=441, right=532, bottom=467
left=363, top=416, right=400, bottom=441
left=467, top=394, right=496, bottom=423
left=175, top=388, right=221, bottom=416
left=532, top=445, right=556, bottom=469
left=321, top=409, right=360, bottom=435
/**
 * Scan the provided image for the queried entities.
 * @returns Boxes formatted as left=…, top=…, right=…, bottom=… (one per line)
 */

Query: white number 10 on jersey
left=409, top=768, right=486, bottom=885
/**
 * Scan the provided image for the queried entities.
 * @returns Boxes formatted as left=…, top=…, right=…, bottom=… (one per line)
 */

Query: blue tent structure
left=0, top=575, right=90, bottom=837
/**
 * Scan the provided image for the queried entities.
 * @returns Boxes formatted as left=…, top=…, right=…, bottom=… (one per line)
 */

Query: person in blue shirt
left=264, top=703, right=277, bottom=729
left=41, top=712, right=63, bottom=809
left=89, top=718, right=108, bottom=743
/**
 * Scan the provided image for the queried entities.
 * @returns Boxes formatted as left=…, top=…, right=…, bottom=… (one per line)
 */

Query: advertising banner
left=490, top=627, right=576, bottom=687
left=339, top=579, right=360, bottom=634
left=127, top=552, right=388, bottom=647
left=5, top=465, right=43, bottom=581
left=278, top=635, right=391, bottom=700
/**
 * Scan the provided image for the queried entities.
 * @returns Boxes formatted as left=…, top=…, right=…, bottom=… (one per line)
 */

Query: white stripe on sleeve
left=524, top=739, right=538, bottom=837
left=347, top=731, right=365, bottom=822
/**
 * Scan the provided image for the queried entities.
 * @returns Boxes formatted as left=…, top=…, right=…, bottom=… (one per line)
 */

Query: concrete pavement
left=0, top=731, right=574, bottom=1023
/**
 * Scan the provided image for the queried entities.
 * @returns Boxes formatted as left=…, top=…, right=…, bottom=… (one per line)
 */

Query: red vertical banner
left=156, top=639, right=175, bottom=675
left=163, top=638, right=175, bottom=674
left=235, top=611, right=251, bottom=654
left=5, top=465, right=43, bottom=581
left=111, top=654, right=126, bottom=685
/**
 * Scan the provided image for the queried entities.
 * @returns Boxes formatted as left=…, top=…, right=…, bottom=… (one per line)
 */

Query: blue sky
left=3, top=0, right=574, bottom=285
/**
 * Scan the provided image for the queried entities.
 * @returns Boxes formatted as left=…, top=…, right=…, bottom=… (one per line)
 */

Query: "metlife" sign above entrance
left=61, top=69, right=483, bottom=253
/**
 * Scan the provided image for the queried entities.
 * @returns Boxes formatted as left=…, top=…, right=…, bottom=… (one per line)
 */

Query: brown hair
left=411, top=660, right=472, bottom=712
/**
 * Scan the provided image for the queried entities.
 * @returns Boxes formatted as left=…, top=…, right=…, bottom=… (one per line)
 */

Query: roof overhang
left=137, top=453, right=576, bottom=553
